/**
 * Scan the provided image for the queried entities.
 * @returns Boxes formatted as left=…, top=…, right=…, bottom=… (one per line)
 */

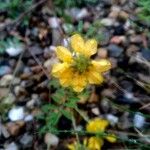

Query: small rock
left=110, top=36, right=126, bottom=44
left=126, top=45, right=139, bottom=57
left=24, top=114, right=33, bottom=122
left=130, top=35, right=143, bottom=43
left=91, top=107, right=100, bottom=115
left=118, top=112, right=131, bottom=129
left=5, top=142, right=18, bottom=150
left=6, top=45, right=24, bottom=56
left=107, top=44, right=123, bottom=57
left=109, top=57, right=118, bottom=68
left=133, top=112, right=145, bottom=129
left=44, top=133, right=59, bottom=146
left=0, top=74, right=20, bottom=87
left=97, top=48, right=108, bottom=58
left=0, top=66, right=11, bottom=76
left=76, top=8, right=89, bottom=20
left=68, top=8, right=89, bottom=20
left=20, top=133, right=33, bottom=147
left=109, top=10, right=119, bottom=19
left=8, top=107, right=25, bottom=121
left=118, top=11, right=129, bottom=21
left=141, top=48, right=150, bottom=61
left=48, top=17, right=60, bottom=29
left=6, top=121, right=25, bottom=136
left=106, top=114, right=119, bottom=126
left=44, top=58, right=58, bottom=71
left=101, top=18, right=115, bottom=26
left=3, top=93, right=15, bottom=104
left=138, top=73, right=150, bottom=84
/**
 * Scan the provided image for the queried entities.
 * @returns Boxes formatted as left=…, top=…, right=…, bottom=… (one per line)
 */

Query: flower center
left=73, top=54, right=90, bottom=73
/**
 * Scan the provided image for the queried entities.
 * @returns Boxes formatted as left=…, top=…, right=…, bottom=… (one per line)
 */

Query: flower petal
left=70, top=34, right=85, bottom=54
left=52, top=63, right=69, bottom=77
left=56, top=46, right=73, bottom=62
left=86, top=68, right=104, bottom=84
left=71, top=73, right=87, bottom=92
left=86, top=118, right=109, bottom=133
left=105, top=134, right=117, bottom=143
left=88, top=137, right=103, bottom=150
left=92, top=59, right=111, bottom=73
left=85, top=39, right=97, bottom=57
left=59, top=68, right=73, bottom=87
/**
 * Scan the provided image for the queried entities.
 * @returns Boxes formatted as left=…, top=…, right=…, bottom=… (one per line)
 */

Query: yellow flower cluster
left=52, top=34, right=111, bottom=92
left=67, top=118, right=117, bottom=150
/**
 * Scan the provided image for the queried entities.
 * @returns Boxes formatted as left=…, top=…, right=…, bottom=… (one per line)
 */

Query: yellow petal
left=86, top=68, right=103, bottom=84
left=52, top=63, right=69, bottom=77
left=56, top=46, right=73, bottom=63
left=59, top=68, right=73, bottom=87
left=71, top=73, right=87, bottom=92
left=85, top=39, right=97, bottom=57
left=88, top=137, right=103, bottom=150
left=105, top=134, right=117, bottom=143
left=86, top=118, right=109, bottom=133
left=70, top=34, right=85, bottom=54
left=92, top=59, right=111, bottom=73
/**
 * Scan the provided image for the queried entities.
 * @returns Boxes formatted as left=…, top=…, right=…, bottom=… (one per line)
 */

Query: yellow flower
left=105, top=134, right=117, bottom=143
left=86, top=118, right=109, bottom=133
left=52, top=34, right=111, bottom=92
left=84, top=137, right=103, bottom=150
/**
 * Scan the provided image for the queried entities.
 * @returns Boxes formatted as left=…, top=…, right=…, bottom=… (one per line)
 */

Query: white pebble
left=6, top=46, right=23, bottom=56
left=106, top=114, right=118, bottom=125
left=44, top=133, right=59, bottom=146
left=8, top=107, right=25, bottom=121
left=133, top=112, right=145, bottom=129
left=24, top=115, right=33, bottom=122
left=5, top=142, right=18, bottom=150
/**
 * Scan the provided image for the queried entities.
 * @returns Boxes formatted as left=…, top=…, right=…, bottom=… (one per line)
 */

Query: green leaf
left=61, top=109, right=72, bottom=120
left=69, top=97, right=80, bottom=102
left=64, top=101, right=77, bottom=108
left=47, top=112, right=62, bottom=126
left=77, top=21, right=83, bottom=33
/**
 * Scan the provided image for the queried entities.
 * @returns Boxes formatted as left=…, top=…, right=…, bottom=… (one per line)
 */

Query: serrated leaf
left=64, top=101, right=77, bottom=108
left=47, top=112, right=61, bottom=126
left=61, top=110, right=72, bottom=120
left=69, top=97, right=80, bottom=102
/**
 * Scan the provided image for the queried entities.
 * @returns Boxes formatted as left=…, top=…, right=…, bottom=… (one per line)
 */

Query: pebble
left=20, top=133, right=33, bottom=147
left=6, top=121, right=25, bottom=136
left=0, top=74, right=20, bottom=87
left=106, top=114, right=119, bottom=126
left=5, top=142, right=19, bottom=150
left=0, top=66, right=11, bottom=76
left=126, top=44, right=139, bottom=57
left=97, top=48, right=108, bottom=58
left=8, top=107, right=25, bottom=121
left=107, top=44, right=123, bottom=57
left=91, top=107, right=100, bottom=115
left=24, top=114, right=33, bottom=122
left=141, top=48, right=150, bottom=61
left=6, top=45, right=24, bottom=56
left=68, top=8, right=89, bottom=20
left=130, top=35, right=143, bottom=43
left=44, top=133, right=59, bottom=146
left=133, top=112, right=145, bottom=129
left=110, top=36, right=126, bottom=44
left=48, top=17, right=60, bottom=29
left=101, top=18, right=115, bottom=26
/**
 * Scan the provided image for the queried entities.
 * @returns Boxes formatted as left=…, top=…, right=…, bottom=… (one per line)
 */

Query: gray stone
left=107, top=44, right=123, bottom=57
